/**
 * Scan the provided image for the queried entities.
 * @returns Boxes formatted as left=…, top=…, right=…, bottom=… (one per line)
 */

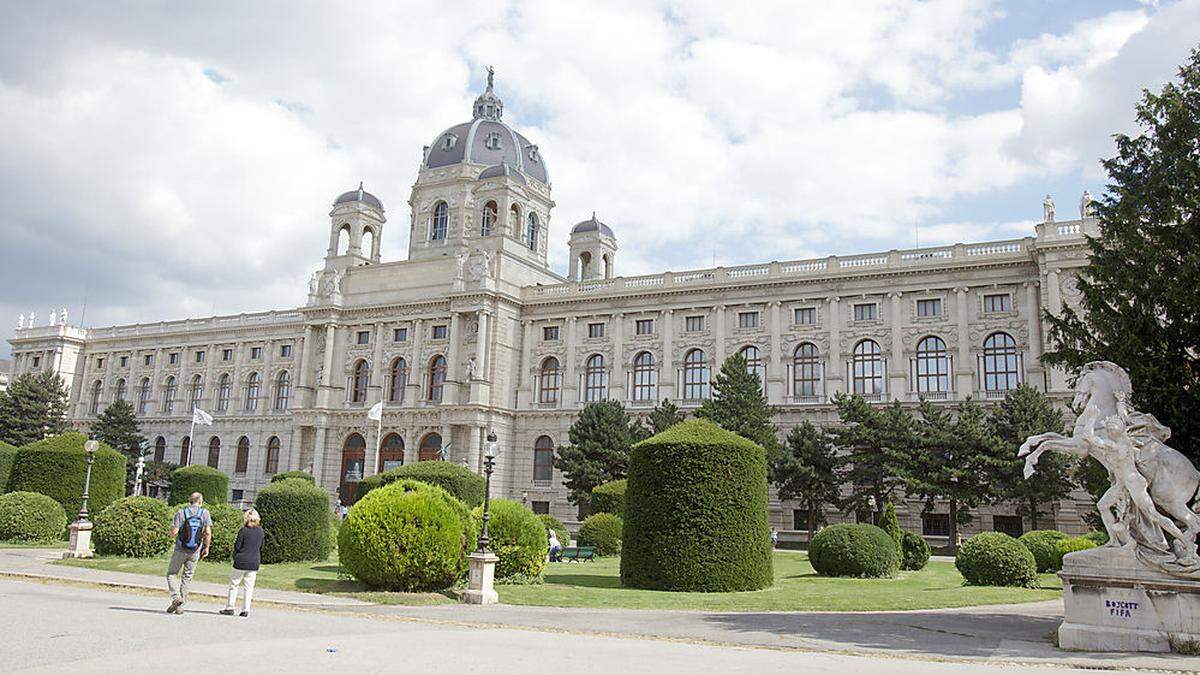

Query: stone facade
left=8, top=79, right=1098, bottom=541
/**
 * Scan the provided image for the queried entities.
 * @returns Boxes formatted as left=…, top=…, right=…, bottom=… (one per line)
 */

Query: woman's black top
left=233, top=526, right=264, bottom=571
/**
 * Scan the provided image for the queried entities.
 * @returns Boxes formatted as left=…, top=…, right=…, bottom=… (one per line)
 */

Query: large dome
left=422, top=70, right=549, bottom=185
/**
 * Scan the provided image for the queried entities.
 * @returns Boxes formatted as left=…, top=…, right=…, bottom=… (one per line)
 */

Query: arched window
left=162, top=376, right=177, bottom=413
left=362, top=227, right=375, bottom=256
left=379, top=433, right=404, bottom=472
left=339, top=433, right=366, bottom=505
left=428, top=355, right=446, bottom=402
left=982, top=332, right=1020, bottom=392
left=115, top=378, right=127, bottom=402
left=274, top=370, right=290, bottom=410
left=533, top=436, right=554, bottom=482
left=683, top=349, right=708, bottom=400
left=388, top=358, right=407, bottom=403
left=350, top=360, right=369, bottom=404
left=217, top=374, right=231, bottom=411
left=180, top=436, right=191, bottom=465
left=245, top=372, right=260, bottom=411
left=264, top=436, right=280, bottom=475
left=336, top=224, right=350, bottom=254
left=792, top=343, right=820, bottom=398
left=740, top=345, right=765, bottom=389
left=915, top=336, right=950, bottom=394
left=602, top=254, right=611, bottom=279
left=509, top=203, right=521, bottom=233
left=584, top=354, right=607, bottom=402
left=153, top=436, right=166, bottom=463
left=235, top=436, right=250, bottom=474
left=632, top=351, right=657, bottom=402
left=430, top=201, right=448, bottom=241
left=137, top=378, right=151, bottom=414
left=89, top=380, right=102, bottom=415
left=538, top=357, right=561, bottom=404
left=851, top=340, right=884, bottom=397
left=481, top=201, right=497, bottom=236
left=189, top=375, right=203, bottom=408
left=526, top=213, right=539, bottom=251
left=418, top=433, right=442, bottom=462
left=207, top=436, right=221, bottom=469
left=578, top=251, right=592, bottom=280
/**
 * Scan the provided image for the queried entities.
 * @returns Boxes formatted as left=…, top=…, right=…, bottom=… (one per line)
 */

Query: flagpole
left=188, top=407, right=197, bottom=465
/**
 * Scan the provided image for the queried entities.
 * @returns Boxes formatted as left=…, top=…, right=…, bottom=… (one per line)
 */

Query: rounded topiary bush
left=255, top=478, right=333, bottom=563
left=0, top=491, right=67, bottom=543
left=539, top=513, right=570, bottom=547
left=621, top=419, right=773, bottom=592
left=270, top=470, right=315, bottom=484
left=1018, top=530, right=1069, bottom=572
left=0, top=441, right=17, bottom=492
left=809, top=524, right=899, bottom=578
left=9, top=433, right=126, bottom=517
left=169, top=465, right=229, bottom=505
left=473, top=499, right=547, bottom=580
left=900, top=530, right=931, bottom=571
left=94, top=496, right=173, bottom=556
left=956, top=532, right=1038, bottom=587
left=188, top=503, right=244, bottom=562
left=1051, top=536, right=1098, bottom=571
left=578, top=512, right=623, bottom=556
left=363, top=462, right=486, bottom=507
left=339, top=480, right=475, bottom=591
left=590, top=479, right=626, bottom=517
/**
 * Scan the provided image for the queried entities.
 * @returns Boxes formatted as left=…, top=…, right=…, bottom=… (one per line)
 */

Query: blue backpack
left=178, top=507, right=205, bottom=550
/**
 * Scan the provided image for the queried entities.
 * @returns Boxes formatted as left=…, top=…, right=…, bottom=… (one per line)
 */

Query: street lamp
left=463, top=430, right=500, bottom=605
left=63, top=439, right=99, bottom=559
left=476, top=432, right=498, bottom=554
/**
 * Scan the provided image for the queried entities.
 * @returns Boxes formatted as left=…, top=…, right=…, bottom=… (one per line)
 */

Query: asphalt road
left=0, top=579, right=1104, bottom=674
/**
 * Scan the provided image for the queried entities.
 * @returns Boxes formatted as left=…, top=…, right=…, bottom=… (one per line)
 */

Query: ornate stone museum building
left=8, top=78, right=1098, bottom=541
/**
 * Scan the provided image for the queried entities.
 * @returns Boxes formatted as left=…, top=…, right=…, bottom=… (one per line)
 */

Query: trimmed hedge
left=956, top=532, right=1038, bottom=587
left=578, top=512, right=623, bottom=556
left=339, top=480, right=477, bottom=591
left=901, top=530, right=931, bottom=571
left=473, top=498, right=547, bottom=580
left=1018, top=530, right=1070, bottom=572
left=270, top=470, right=315, bottom=484
left=359, top=462, right=486, bottom=507
left=169, top=465, right=229, bottom=505
left=539, top=513, right=570, bottom=547
left=0, top=441, right=16, bottom=492
left=809, top=524, right=899, bottom=578
left=255, top=478, right=333, bottom=563
left=590, top=479, right=626, bottom=517
left=1051, top=536, right=1098, bottom=571
left=621, top=419, right=773, bottom=592
left=94, top=496, right=173, bottom=557
left=9, top=433, right=126, bottom=517
left=0, top=491, right=67, bottom=543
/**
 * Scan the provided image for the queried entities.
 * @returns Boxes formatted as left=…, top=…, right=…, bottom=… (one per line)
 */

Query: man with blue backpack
left=166, top=492, right=212, bottom=614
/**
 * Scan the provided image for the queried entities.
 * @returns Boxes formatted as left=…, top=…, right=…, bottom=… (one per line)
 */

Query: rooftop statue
left=1020, top=361, right=1200, bottom=577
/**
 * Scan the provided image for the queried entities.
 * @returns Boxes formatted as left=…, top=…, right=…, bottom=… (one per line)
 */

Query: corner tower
left=325, top=183, right=386, bottom=270
left=568, top=214, right=617, bottom=281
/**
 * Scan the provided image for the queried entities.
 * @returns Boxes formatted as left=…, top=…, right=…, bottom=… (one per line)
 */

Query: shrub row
left=256, top=478, right=333, bottom=563
left=578, top=512, right=622, bottom=556
left=0, top=491, right=67, bottom=543
left=169, top=465, right=229, bottom=505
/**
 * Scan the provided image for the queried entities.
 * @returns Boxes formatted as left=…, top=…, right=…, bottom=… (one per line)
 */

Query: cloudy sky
left=2, top=0, right=1198, bottom=357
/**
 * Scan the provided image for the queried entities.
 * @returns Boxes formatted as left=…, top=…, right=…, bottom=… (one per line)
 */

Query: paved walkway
left=2, top=547, right=1197, bottom=672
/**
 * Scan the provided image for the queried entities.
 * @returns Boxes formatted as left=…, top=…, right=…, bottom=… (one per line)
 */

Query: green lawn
left=56, top=551, right=1061, bottom=612
left=0, top=541, right=68, bottom=549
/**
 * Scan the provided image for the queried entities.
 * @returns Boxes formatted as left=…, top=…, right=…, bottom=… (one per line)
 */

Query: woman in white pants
left=220, top=508, right=264, bottom=617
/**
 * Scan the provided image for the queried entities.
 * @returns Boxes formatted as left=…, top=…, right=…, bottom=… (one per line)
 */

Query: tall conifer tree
left=0, top=370, right=70, bottom=446
left=696, top=353, right=781, bottom=464
left=988, top=385, right=1074, bottom=530
left=554, top=400, right=640, bottom=508
left=772, top=421, right=841, bottom=538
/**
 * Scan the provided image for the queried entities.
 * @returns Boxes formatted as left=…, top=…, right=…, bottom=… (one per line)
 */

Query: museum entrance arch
left=418, top=432, right=443, bottom=462
left=340, top=433, right=366, bottom=505
left=379, top=433, right=405, bottom=472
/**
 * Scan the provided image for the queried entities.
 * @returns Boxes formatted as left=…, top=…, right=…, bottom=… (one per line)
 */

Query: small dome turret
left=334, top=182, right=383, bottom=211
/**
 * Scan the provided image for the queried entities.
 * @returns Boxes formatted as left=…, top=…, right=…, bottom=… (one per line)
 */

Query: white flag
left=367, top=401, right=384, bottom=421
left=192, top=407, right=214, bottom=426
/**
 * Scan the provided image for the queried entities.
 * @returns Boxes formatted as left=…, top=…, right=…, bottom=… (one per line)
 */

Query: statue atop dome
left=473, top=66, right=504, bottom=121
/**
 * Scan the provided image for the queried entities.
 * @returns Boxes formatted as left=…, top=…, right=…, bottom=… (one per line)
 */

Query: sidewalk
left=2, top=547, right=1197, bottom=672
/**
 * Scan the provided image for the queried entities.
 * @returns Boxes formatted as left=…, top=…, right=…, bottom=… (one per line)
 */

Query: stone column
left=471, top=310, right=490, bottom=405
left=298, top=325, right=316, bottom=407
left=1045, top=270, right=1068, bottom=393
left=312, top=426, right=328, bottom=488
left=518, top=320, right=533, bottom=407
left=319, top=323, right=337, bottom=407
left=768, top=301, right=783, bottom=403
left=287, top=426, right=304, bottom=474
left=468, top=426, right=483, bottom=473
left=1025, top=281, right=1044, bottom=390
left=370, top=321, right=385, bottom=403
left=826, top=297, right=842, bottom=395
left=714, top=305, right=727, bottom=366
left=954, top=287, right=973, bottom=396
left=446, top=313, right=463, bottom=404
left=889, top=292, right=906, bottom=398
left=661, top=309, right=675, bottom=399
left=202, top=342, right=215, bottom=409
left=441, top=424, right=453, bottom=462
left=407, top=318, right=424, bottom=405
left=150, top=348, right=163, bottom=413
left=611, top=313, right=625, bottom=402
left=564, top=317, right=578, bottom=405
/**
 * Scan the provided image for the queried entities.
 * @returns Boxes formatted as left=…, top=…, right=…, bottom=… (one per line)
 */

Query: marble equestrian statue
left=1020, top=361, right=1200, bottom=577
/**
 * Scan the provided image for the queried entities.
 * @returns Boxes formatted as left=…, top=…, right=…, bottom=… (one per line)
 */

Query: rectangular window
left=792, top=509, right=812, bottom=531
left=432, top=325, right=448, bottom=340
left=916, top=299, right=942, bottom=317
left=984, top=293, right=1011, bottom=313
left=222, top=349, right=233, bottom=361
left=853, top=303, right=877, bottom=321
left=169, top=352, right=179, bottom=365
left=531, top=501, right=550, bottom=515
left=738, top=311, right=759, bottom=329
left=587, top=322, right=605, bottom=338
left=922, top=513, right=950, bottom=537
left=231, top=489, right=244, bottom=503
left=119, top=356, right=129, bottom=368
left=195, top=350, right=205, bottom=363
left=794, top=307, right=816, bottom=325
left=143, top=354, right=153, bottom=366
left=393, top=327, right=408, bottom=342
left=992, top=514, right=1024, bottom=538
left=279, top=344, right=292, bottom=358
left=685, top=315, right=705, bottom=332
left=543, top=326, right=560, bottom=341
left=250, top=346, right=263, bottom=359
left=96, top=357, right=105, bottom=369
left=32, top=356, right=41, bottom=368
left=356, top=331, right=370, bottom=345
left=635, top=319, right=654, bottom=335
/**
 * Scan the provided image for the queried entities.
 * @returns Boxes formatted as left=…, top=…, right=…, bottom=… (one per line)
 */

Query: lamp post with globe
left=63, top=439, right=99, bottom=559
left=463, top=431, right=500, bottom=604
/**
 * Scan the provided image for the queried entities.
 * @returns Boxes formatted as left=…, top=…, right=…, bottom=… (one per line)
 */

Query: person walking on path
left=167, top=492, right=212, bottom=614
left=547, top=528, right=563, bottom=562
left=220, top=508, right=264, bottom=618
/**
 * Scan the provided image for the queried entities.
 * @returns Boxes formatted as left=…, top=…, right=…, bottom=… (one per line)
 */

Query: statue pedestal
left=62, top=521, right=93, bottom=559
left=1059, top=546, right=1200, bottom=652
left=462, top=551, right=499, bottom=605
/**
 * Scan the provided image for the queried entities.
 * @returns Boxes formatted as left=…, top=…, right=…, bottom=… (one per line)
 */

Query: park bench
left=557, top=546, right=596, bottom=562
